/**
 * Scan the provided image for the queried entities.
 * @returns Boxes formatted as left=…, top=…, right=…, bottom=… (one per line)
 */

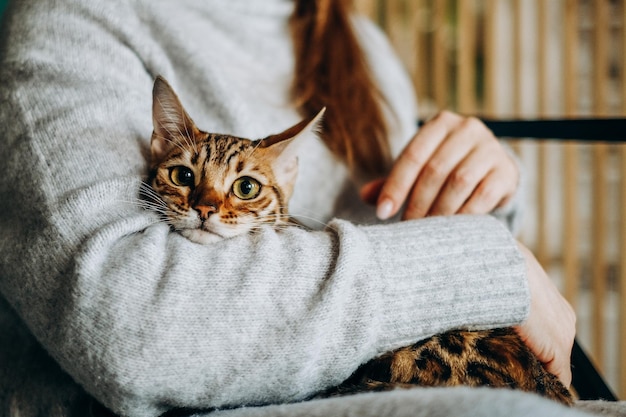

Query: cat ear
left=261, top=107, right=325, bottom=180
left=151, top=76, right=199, bottom=161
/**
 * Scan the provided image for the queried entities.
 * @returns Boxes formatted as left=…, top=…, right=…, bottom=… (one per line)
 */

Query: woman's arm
left=0, top=1, right=529, bottom=416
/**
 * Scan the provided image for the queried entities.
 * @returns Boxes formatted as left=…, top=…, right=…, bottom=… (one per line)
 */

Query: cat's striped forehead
left=163, top=132, right=271, bottom=185
left=196, top=133, right=258, bottom=170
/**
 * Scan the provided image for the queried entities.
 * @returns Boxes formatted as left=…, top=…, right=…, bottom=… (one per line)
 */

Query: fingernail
left=376, top=199, right=394, bottom=220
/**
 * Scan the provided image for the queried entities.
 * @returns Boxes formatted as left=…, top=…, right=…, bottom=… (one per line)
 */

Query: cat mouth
left=199, top=221, right=226, bottom=237
left=197, top=221, right=225, bottom=236
left=200, top=228, right=223, bottom=237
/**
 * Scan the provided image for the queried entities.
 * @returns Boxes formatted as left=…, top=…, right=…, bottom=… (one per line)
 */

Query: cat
left=322, top=327, right=573, bottom=405
left=148, top=76, right=322, bottom=244
left=147, top=76, right=573, bottom=406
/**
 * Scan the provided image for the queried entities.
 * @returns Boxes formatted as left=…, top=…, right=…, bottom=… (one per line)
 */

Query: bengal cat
left=148, top=76, right=319, bottom=244
left=147, top=76, right=573, bottom=406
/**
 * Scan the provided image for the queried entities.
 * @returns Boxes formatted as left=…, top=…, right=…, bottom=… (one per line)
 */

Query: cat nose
left=194, top=203, right=218, bottom=220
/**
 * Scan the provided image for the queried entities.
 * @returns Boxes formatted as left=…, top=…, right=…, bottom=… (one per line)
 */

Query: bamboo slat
left=591, top=0, right=610, bottom=371
left=620, top=146, right=626, bottom=398
left=617, top=145, right=626, bottom=398
left=562, top=0, right=580, bottom=310
left=386, top=0, right=414, bottom=76
left=433, top=0, right=448, bottom=109
left=592, top=144, right=608, bottom=371
left=456, top=0, right=477, bottom=114
left=536, top=0, right=549, bottom=268
left=513, top=0, right=523, bottom=118
left=508, top=0, right=524, bottom=157
left=413, top=0, right=429, bottom=108
left=413, top=0, right=432, bottom=109
left=483, top=0, right=498, bottom=116
left=617, top=3, right=626, bottom=398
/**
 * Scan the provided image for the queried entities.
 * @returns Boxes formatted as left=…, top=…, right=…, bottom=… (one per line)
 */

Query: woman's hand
left=515, top=243, right=576, bottom=387
left=360, top=111, right=519, bottom=220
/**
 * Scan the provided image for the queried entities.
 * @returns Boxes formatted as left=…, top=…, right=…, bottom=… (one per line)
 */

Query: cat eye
left=169, top=166, right=195, bottom=187
left=232, top=176, right=261, bottom=200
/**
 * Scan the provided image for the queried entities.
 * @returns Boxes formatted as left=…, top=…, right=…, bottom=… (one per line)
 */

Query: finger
left=459, top=168, right=516, bottom=214
left=516, top=322, right=571, bottom=387
left=376, top=111, right=463, bottom=220
left=428, top=147, right=494, bottom=216
left=541, top=352, right=572, bottom=388
left=547, top=357, right=572, bottom=388
left=360, top=178, right=386, bottom=205
left=403, top=123, right=481, bottom=219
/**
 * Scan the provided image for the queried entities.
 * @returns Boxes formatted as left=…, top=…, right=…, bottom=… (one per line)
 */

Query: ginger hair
left=290, top=0, right=392, bottom=176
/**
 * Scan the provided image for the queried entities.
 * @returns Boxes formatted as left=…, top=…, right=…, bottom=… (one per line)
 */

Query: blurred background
left=353, top=0, right=626, bottom=399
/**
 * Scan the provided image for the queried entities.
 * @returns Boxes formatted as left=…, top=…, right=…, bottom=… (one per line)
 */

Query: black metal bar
left=572, top=340, right=618, bottom=401
left=418, top=118, right=626, bottom=142
left=483, top=118, right=626, bottom=141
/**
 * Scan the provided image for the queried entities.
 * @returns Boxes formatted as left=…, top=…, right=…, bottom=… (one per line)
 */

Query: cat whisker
left=116, top=198, right=169, bottom=215
left=251, top=211, right=331, bottom=232
left=272, top=223, right=308, bottom=232
left=137, top=199, right=169, bottom=214
left=117, top=184, right=170, bottom=215
left=137, top=203, right=169, bottom=214
left=288, top=214, right=334, bottom=231
left=267, top=206, right=330, bottom=230
left=139, top=182, right=165, bottom=200
left=141, top=217, right=169, bottom=228
left=140, top=201, right=167, bottom=213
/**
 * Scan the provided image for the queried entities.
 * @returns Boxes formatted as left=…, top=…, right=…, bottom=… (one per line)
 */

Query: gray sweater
left=0, top=1, right=592, bottom=416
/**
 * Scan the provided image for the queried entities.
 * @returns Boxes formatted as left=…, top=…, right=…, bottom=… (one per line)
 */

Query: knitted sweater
left=0, top=1, right=580, bottom=416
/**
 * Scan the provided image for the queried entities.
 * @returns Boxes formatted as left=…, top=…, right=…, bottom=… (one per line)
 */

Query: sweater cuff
left=357, top=214, right=529, bottom=353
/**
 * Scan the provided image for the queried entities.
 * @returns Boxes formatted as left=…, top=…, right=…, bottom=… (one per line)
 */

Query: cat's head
left=149, top=76, right=324, bottom=244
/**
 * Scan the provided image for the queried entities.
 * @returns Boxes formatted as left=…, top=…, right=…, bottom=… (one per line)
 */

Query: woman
left=0, top=0, right=577, bottom=416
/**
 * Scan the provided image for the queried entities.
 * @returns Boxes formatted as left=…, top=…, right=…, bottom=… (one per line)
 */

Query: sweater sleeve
left=0, top=1, right=529, bottom=417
